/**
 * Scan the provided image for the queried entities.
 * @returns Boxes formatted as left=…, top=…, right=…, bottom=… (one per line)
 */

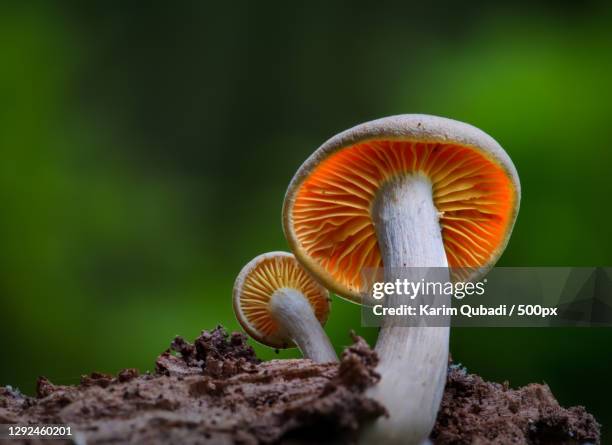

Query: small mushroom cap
left=283, top=114, right=521, bottom=303
left=233, top=251, right=331, bottom=349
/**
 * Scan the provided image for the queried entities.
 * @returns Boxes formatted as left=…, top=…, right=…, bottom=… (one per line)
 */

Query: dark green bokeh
left=1, top=1, right=611, bottom=436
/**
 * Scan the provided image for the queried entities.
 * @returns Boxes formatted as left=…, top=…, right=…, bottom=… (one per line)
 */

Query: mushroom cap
left=283, top=114, right=520, bottom=303
left=233, top=251, right=331, bottom=349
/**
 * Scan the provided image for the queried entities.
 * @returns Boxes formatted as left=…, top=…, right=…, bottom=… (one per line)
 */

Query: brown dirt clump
left=432, top=363, right=600, bottom=445
left=0, top=327, right=601, bottom=444
left=0, top=327, right=384, bottom=444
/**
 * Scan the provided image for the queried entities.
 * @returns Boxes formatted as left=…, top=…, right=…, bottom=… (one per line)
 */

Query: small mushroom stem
left=362, top=174, right=450, bottom=445
left=269, top=288, right=338, bottom=363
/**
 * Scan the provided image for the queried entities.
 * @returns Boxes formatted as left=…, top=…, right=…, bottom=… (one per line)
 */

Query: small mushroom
left=283, top=115, right=520, bottom=444
left=233, top=251, right=337, bottom=363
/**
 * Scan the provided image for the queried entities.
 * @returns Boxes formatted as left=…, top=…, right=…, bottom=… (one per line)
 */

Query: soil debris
left=432, top=363, right=600, bottom=444
left=0, top=328, right=601, bottom=444
left=1, top=327, right=383, bottom=444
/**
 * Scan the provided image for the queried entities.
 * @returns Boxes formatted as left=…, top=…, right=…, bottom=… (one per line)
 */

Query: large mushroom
left=282, top=115, right=520, bottom=444
left=233, top=251, right=337, bottom=363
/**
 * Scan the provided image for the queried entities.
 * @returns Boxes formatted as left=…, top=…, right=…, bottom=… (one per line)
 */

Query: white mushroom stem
left=361, top=174, right=450, bottom=445
left=269, top=288, right=338, bottom=363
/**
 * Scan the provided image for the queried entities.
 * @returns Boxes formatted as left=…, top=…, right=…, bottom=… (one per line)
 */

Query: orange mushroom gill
left=292, top=140, right=517, bottom=295
left=239, top=255, right=330, bottom=339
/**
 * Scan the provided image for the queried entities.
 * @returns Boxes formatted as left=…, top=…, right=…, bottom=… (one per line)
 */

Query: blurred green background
left=1, top=0, right=611, bottom=436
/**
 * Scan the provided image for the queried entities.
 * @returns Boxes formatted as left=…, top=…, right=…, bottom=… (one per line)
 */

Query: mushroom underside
left=291, top=140, right=516, bottom=299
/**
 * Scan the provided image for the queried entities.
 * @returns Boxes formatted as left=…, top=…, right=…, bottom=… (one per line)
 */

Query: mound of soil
left=433, top=364, right=600, bottom=444
left=0, top=327, right=600, bottom=444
